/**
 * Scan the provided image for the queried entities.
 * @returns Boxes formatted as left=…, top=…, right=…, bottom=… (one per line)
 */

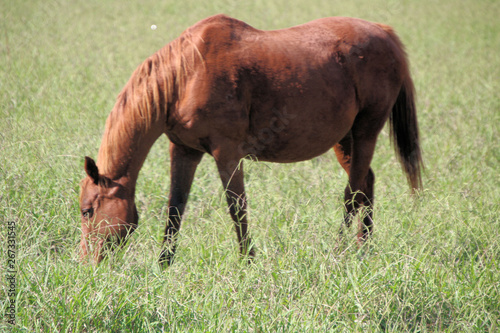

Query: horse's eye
left=82, top=208, right=94, bottom=218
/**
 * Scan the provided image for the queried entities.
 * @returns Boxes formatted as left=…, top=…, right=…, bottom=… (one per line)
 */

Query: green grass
left=1, top=0, right=499, bottom=331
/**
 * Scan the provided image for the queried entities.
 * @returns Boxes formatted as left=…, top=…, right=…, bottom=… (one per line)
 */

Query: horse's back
left=186, top=14, right=401, bottom=56
left=184, top=14, right=406, bottom=107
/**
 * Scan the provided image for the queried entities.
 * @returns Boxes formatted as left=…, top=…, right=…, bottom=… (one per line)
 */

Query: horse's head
left=78, top=156, right=138, bottom=264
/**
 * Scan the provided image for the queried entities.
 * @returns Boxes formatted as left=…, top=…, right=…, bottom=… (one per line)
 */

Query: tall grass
left=1, top=0, right=499, bottom=331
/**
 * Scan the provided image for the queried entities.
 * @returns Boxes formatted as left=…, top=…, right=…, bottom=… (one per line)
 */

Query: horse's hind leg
left=350, top=107, right=390, bottom=243
left=334, top=119, right=379, bottom=244
left=159, top=142, right=203, bottom=267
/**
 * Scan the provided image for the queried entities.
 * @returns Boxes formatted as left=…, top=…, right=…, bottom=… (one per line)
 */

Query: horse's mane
left=96, top=33, right=203, bottom=177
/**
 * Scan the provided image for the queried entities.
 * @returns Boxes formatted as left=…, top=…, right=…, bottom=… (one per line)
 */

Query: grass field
left=1, top=0, right=499, bottom=331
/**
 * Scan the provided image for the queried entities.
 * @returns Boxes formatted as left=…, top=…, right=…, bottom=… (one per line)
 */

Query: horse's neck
left=96, top=103, right=165, bottom=186
left=96, top=44, right=180, bottom=185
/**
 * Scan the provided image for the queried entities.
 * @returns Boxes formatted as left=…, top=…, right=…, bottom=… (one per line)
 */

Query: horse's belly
left=243, top=107, right=355, bottom=163
left=251, top=132, right=344, bottom=162
left=255, top=142, right=338, bottom=163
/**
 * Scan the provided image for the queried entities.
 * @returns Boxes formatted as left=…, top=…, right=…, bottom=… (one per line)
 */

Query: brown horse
left=79, top=14, right=422, bottom=265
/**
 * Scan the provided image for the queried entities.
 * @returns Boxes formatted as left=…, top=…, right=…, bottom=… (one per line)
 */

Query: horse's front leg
left=213, top=145, right=255, bottom=261
left=159, top=142, right=203, bottom=267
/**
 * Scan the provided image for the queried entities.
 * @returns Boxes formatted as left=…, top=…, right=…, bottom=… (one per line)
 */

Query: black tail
left=378, top=23, right=423, bottom=191
left=390, top=75, right=423, bottom=191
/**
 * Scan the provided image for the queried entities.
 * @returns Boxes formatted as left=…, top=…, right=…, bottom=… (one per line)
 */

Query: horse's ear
left=84, top=156, right=99, bottom=185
